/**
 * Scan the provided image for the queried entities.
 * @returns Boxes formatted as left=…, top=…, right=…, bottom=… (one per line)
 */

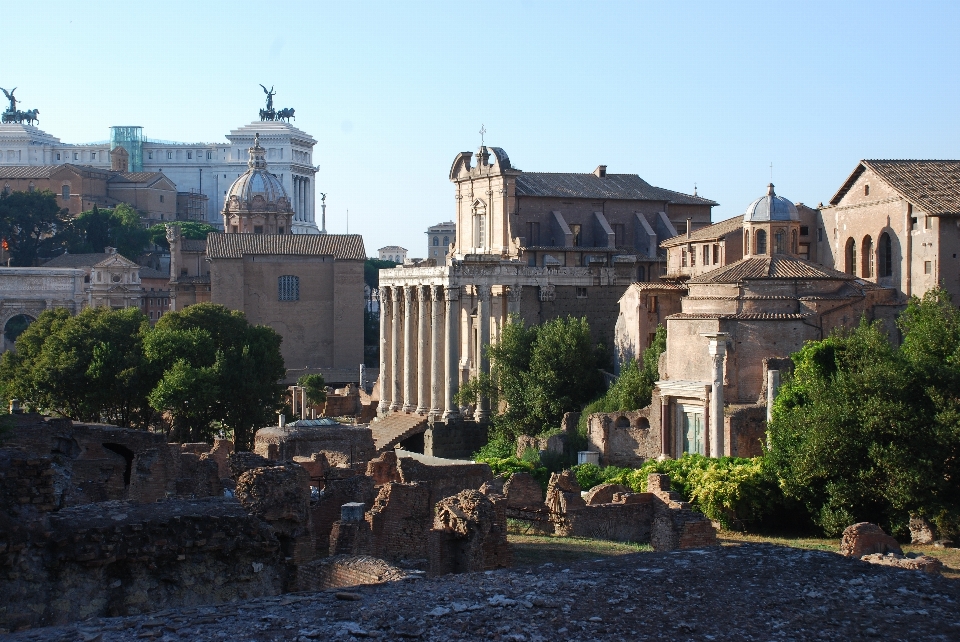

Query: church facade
left=377, top=145, right=715, bottom=425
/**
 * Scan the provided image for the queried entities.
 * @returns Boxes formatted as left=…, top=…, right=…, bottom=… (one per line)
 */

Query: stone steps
left=370, top=412, right=429, bottom=452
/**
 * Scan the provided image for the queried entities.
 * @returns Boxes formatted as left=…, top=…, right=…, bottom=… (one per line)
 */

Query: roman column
left=476, top=284, right=492, bottom=421
left=442, top=286, right=460, bottom=420
left=430, top=285, right=444, bottom=418
left=659, top=394, right=670, bottom=459
left=506, top=284, right=522, bottom=317
left=390, top=287, right=403, bottom=412
left=402, top=286, right=417, bottom=412
left=416, top=286, right=431, bottom=414
left=377, top=286, right=392, bottom=414
left=702, top=332, right=729, bottom=458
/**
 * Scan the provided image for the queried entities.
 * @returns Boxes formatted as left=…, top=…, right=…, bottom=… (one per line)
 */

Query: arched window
left=845, top=238, right=856, bottom=275
left=433, top=237, right=439, bottom=246
left=443, top=236, right=449, bottom=245
left=879, top=232, right=893, bottom=277
left=472, top=200, right=487, bottom=250
left=61, top=185, right=70, bottom=200
left=744, top=231, right=750, bottom=255
left=278, top=275, right=300, bottom=301
left=774, top=229, right=786, bottom=254
left=756, top=229, right=767, bottom=255
left=862, top=236, right=874, bottom=278
left=791, top=229, right=798, bottom=254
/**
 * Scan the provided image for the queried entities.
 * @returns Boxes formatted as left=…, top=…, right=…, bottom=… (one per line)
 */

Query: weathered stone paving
left=9, top=543, right=960, bottom=641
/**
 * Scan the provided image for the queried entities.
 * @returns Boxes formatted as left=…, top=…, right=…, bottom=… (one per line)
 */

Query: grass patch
left=720, top=532, right=960, bottom=580
left=508, top=532, right=651, bottom=567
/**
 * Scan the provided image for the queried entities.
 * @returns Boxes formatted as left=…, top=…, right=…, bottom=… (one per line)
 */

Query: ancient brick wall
left=312, top=474, right=376, bottom=556
left=237, top=463, right=314, bottom=564
left=557, top=496, right=654, bottom=543
left=725, top=405, right=767, bottom=458
left=587, top=406, right=660, bottom=467
left=0, top=449, right=58, bottom=518
left=396, top=457, right=493, bottom=508
left=428, top=490, right=510, bottom=576
left=254, top=424, right=375, bottom=470
left=423, top=419, right=488, bottom=459
left=366, top=451, right=401, bottom=486
left=366, top=482, right=432, bottom=562
left=0, top=498, right=285, bottom=631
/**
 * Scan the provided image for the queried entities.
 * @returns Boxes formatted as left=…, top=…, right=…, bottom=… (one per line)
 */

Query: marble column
left=703, top=332, right=729, bottom=458
left=442, top=286, right=460, bottom=420
left=506, top=284, right=522, bottom=317
left=416, top=286, right=431, bottom=414
left=430, top=285, right=444, bottom=418
left=390, top=287, right=403, bottom=412
left=402, top=286, right=417, bottom=412
left=476, top=284, right=491, bottom=422
left=660, top=395, right=671, bottom=459
left=377, top=287, right=392, bottom=414
left=293, top=177, right=299, bottom=220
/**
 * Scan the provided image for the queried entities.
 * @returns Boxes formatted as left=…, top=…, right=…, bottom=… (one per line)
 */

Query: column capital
left=476, top=284, right=492, bottom=302
left=431, top=284, right=444, bottom=301
left=392, top=287, right=404, bottom=302
left=417, top=285, right=430, bottom=302
left=445, top=286, right=460, bottom=301
left=403, top=285, right=415, bottom=303
left=506, top=284, right=523, bottom=302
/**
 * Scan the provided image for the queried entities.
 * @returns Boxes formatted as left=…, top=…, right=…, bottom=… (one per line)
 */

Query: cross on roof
left=479, top=124, right=486, bottom=147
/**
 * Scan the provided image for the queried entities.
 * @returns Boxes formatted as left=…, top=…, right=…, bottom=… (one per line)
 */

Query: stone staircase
left=370, top=412, right=429, bottom=452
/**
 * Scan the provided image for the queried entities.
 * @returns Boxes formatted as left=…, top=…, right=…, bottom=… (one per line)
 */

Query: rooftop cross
left=479, top=124, right=486, bottom=147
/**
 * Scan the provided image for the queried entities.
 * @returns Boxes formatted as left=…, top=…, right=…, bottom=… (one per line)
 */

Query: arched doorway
left=3, top=314, right=35, bottom=346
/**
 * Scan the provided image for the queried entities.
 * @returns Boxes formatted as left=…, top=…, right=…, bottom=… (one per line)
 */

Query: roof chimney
left=593, top=165, right=607, bottom=178
left=686, top=218, right=692, bottom=239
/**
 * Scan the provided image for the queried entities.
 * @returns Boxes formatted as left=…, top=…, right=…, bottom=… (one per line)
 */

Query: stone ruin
left=840, top=522, right=943, bottom=574
left=0, top=412, right=720, bottom=632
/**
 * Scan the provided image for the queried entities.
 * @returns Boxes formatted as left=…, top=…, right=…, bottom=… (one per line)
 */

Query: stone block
left=341, top=502, right=366, bottom=522
left=585, top=483, right=631, bottom=506
left=840, top=523, right=903, bottom=558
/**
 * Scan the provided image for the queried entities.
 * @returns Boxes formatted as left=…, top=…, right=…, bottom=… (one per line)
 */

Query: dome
left=224, top=133, right=289, bottom=208
left=744, top=183, right=799, bottom=222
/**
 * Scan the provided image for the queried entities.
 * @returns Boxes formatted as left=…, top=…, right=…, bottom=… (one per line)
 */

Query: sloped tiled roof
left=668, top=312, right=812, bottom=320
left=180, top=239, right=208, bottom=253
left=44, top=252, right=115, bottom=268
left=206, top=233, right=366, bottom=260
left=514, top=173, right=717, bottom=206
left=688, top=256, right=853, bottom=284
left=138, top=266, right=169, bottom=279
left=0, top=166, right=55, bottom=179
left=661, top=215, right=743, bottom=247
left=831, top=160, right=960, bottom=214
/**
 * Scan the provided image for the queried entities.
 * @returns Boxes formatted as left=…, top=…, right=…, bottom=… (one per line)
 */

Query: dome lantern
left=742, top=184, right=802, bottom=258
left=222, top=133, right=293, bottom=234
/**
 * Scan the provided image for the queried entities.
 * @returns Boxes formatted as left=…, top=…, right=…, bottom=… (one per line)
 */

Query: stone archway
left=2, top=313, right=36, bottom=352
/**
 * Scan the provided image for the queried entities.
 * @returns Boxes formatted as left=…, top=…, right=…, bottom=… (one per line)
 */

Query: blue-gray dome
left=225, top=133, right=289, bottom=207
left=744, top=184, right=799, bottom=222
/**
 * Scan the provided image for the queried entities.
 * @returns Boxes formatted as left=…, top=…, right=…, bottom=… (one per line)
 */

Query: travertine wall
left=587, top=406, right=660, bottom=467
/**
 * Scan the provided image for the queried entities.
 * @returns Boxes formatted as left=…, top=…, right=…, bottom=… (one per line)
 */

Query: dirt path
left=8, top=543, right=959, bottom=641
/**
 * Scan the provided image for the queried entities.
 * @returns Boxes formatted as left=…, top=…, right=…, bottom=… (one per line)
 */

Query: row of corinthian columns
left=378, top=284, right=462, bottom=420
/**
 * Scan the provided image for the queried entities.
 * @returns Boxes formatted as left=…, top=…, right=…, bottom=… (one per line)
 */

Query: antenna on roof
left=694, top=182, right=697, bottom=196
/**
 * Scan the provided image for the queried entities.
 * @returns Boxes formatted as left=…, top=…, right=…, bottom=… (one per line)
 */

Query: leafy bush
left=572, top=455, right=789, bottom=531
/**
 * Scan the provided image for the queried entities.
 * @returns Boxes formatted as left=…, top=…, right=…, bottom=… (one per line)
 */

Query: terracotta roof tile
left=687, top=256, right=853, bottom=284
left=661, top=215, right=743, bottom=247
left=514, top=172, right=717, bottom=206
left=205, top=233, right=366, bottom=260
left=831, top=160, right=960, bottom=214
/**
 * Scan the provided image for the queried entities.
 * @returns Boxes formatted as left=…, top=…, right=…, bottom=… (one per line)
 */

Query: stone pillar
left=305, top=177, right=311, bottom=223
left=476, top=284, right=492, bottom=422
left=403, top=286, right=417, bottom=413
left=506, top=284, right=522, bottom=317
left=390, top=287, right=403, bottom=412
left=416, top=287, right=431, bottom=414
left=430, top=285, right=444, bottom=418
left=702, top=332, right=729, bottom=458
left=377, top=287, right=392, bottom=414
left=660, top=394, right=670, bottom=459
left=766, top=369, right=780, bottom=451
left=443, top=286, right=460, bottom=420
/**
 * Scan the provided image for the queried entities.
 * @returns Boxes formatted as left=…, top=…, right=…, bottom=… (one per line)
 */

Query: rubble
left=839, top=522, right=903, bottom=558
left=429, top=489, right=511, bottom=575
left=909, top=515, right=936, bottom=545
left=860, top=552, right=944, bottom=574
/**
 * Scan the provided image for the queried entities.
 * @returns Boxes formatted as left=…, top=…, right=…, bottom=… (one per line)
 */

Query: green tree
left=769, top=289, right=960, bottom=536
left=0, top=307, right=154, bottom=427
left=0, top=190, right=68, bottom=266
left=582, top=325, right=667, bottom=424
left=147, top=304, right=285, bottom=448
left=297, top=373, right=327, bottom=406
left=147, top=221, right=218, bottom=249
left=459, top=315, right=604, bottom=441
left=364, top=257, right=397, bottom=290
left=63, top=204, right=150, bottom=259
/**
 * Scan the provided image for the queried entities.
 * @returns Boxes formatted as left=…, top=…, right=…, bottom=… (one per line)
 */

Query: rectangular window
left=569, top=224, right=581, bottom=247
left=647, top=332, right=657, bottom=347
left=167, top=151, right=173, bottom=159
left=254, top=225, right=264, bottom=234
left=187, top=151, right=192, bottom=159
left=713, top=244, right=720, bottom=264
left=73, top=153, right=78, bottom=160
left=148, top=151, right=153, bottom=159
left=800, top=226, right=809, bottom=236
left=61, top=185, right=69, bottom=200
left=911, top=217, right=918, bottom=231
left=278, top=275, right=300, bottom=301
left=576, top=287, right=588, bottom=299
left=56, top=153, right=61, bottom=160
left=91, top=152, right=96, bottom=160
left=689, top=245, right=696, bottom=266
left=526, top=221, right=541, bottom=245
left=207, top=151, right=212, bottom=160
left=799, top=243, right=810, bottom=260
left=613, top=223, right=625, bottom=247
left=649, top=295, right=659, bottom=312
left=681, top=248, right=687, bottom=267
left=924, top=261, right=932, bottom=274
left=702, top=245, right=709, bottom=265
left=159, top=195, right=164, bottom=203
left=818, top=227, right=823, bottom=242
left=925, top=216, right=933, bottom=230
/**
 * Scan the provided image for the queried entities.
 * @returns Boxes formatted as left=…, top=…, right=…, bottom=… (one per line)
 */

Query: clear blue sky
left=6, top=1, right=960, bottom=256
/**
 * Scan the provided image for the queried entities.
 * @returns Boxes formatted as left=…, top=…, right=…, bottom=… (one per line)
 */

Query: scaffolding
left=109, top=126, right=144, bottom=172
left=176, top=189, right=208, bottom=221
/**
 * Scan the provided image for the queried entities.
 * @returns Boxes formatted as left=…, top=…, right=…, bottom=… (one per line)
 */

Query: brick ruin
left=0, top=413, right=718, bottom=632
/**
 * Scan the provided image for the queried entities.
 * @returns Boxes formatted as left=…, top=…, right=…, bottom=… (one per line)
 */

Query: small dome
left=225, top=133, right=289, bottom=207
left=744, top=183, right=799, bottom=222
